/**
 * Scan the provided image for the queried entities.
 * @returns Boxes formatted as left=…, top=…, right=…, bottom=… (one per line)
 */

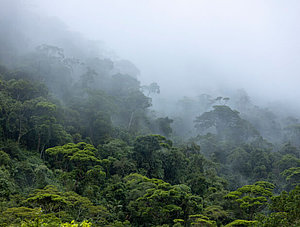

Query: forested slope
left=0, top=3, right=299, bottom=226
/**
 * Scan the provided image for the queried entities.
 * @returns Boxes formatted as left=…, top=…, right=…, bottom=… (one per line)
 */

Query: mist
left=1, top=1, right=300, bottom=224
left=1, top=0, right=300, bottom=127
left=26, top=0, right=300, bottom=107
left=2, top=0, right=300, bottom=106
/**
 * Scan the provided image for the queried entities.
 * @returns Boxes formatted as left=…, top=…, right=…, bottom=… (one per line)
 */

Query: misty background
left=1, top=1, right=300, bottom=225
left=1, top=0, right=300, bottom=113
left=29, top=0, right=300, bottom=107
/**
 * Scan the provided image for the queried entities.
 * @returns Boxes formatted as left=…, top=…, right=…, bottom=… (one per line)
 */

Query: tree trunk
left=17, top=133, right=22, bottom=145
left=37, top=134, right=41, bottom=153
left=40, top=144, right=45, bottom=159
left=128, top=111, right=135, bottom=130
left=17, top=119, right=22, bottom=144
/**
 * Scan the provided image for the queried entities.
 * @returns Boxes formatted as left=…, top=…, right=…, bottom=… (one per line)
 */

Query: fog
left=2, top=2, right=300, bottom=223
left=30, top=0, right=300, bottom=105
left=2, top=0, right=300, bottom=110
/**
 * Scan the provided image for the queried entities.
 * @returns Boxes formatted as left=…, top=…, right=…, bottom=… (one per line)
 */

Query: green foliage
left=284, top=124, right=300, bottom=147
left=46, top=142, right=100, bottom=171
left=0, top=150, right=10, bottom=166
left=124, top=173, right=202, bottom=226
left=34, top=164, right=56, bottom=189
left=106, top=220, right=131, bottom=227
left=282, top=167, right=300, bottom=186
left=45, top=143, right=105, bottom=193
left=188, top=214, right=217, bottom=226
left=20, top=185, right=109, bottom=225
left=0, top=167, right=16, bottom=199
left=133, top=134, right=172, bottom=178
left=225, top=181, right=275, bottom=220
left=61, top=220, right=92, bottom=227
left=1, top=18, right=300, bottom=227
left=267, top=186, right=300, bottom=225
left=195, top=105, right=259, bottom=144
left=154, top=117, right=173, bottom=137
left=277, top=155, right=300, bottom=173
left=224, top=219, right=258, bottom=226
left=1, top=207, right=43, bottom=226
left=203, top=205, right=230, bottom=224
left=256, top=212, right=289, bottom=227
left=279, top=142, right=299, bottom=158
left=99, top=139, right=133, bottom=160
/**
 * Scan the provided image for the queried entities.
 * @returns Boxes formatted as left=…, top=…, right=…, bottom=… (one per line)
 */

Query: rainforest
left=0, top=0, right=299, bottom=226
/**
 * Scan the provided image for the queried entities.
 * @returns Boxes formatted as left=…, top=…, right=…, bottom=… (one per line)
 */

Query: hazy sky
left=30, top=0, right=300, bottom=104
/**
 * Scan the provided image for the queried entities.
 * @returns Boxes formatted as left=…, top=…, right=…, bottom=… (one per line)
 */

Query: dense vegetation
left=0, top=3, right=299, bottom=226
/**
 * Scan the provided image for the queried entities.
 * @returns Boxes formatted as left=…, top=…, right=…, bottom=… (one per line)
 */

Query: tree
left=224, top=219, right=257, bottom=226
left=142, top=82, right=160, bottom=96
left=6, top=79, right=48, bottom=102
left=268, top=186, right=300, bottom=225
left=0, top=150, right=10, bottom=166
left=22, top=185, right=109, bottom=224
left=98, top=139, right=136, bottom=177
left=284, top=124, right=300, bottom=147
left=194, top=105, right=259, bottom=144
left=282, top=167, right=300, bottom=187
left=132, top=134, right=172, bottom=178
left=154, top=117, right=173, bottom=137
left=188, top=214, right=217, bottom=227
left=25, top=185, right=69, bottom=213
left=277, top=155, right=300, bottom=173
left=68, top=89, right=114, bottom=145
left=0, top=167, right=16, bottom=199
left=46, top=142, right=102, bottom=193
left=225, top=181, right=275, bottom=220
left=161, top=147, right=188, bottom=184
left=46, top=142, right=100, bottom=171
left=279, top=142, right=299, bottom=158
left=125, top=174, right=202, bottom=226
left=203, top=205, right=230, bottom=226
left=79, top=67, right=97, bottom=89
left=30, top=99, right=57, bottom=154
left=227, top=148, right=251, bottom=177
left=1, top=207, right=43, bottom=226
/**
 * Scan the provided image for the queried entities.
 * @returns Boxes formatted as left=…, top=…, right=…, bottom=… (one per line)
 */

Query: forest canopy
left=0, top=1, right=299, bottom=226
